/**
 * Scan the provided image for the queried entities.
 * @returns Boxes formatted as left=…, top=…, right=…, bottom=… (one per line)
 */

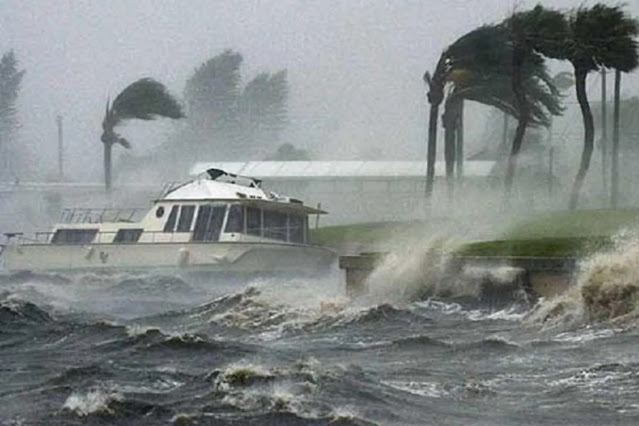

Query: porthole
left=156, top=206, right=165, bottom=218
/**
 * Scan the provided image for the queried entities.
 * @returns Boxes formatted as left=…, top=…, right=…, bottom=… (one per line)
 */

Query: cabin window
left=177, top=205, right=196, bottom=232
left=51, top=229, right=98, bottom=244
left=289, top=214, right=305, bottom=243
left=163, top=205, right=179, bottom=232
left=192, top=204, right=226, bottom=241
left=264, top=210, right=287, bottom=241
left=113, top=228, right=143, bottom=243
left=246, top=207, right=262, bottom=236
left=225, top=204, right=244, bottom=233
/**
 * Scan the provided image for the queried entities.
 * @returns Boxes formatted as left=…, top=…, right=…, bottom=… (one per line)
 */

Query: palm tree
left=101, top=78, right=184, bottom=190
left=438, top=23, right=562, bottom=200
left=425, top=25, right=513, bottom=199
left=424, top=54, right=447, bottom=199
left=562, top=4, right=639, bottom=209
left=502, top=6, right=567, bottom=204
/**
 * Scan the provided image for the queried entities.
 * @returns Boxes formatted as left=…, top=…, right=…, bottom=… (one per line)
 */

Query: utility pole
left=611, top=70, right=621, bottom=209
left=601, top=68, right=607, bottom=197
left=56, top=115, right=64, bottom=179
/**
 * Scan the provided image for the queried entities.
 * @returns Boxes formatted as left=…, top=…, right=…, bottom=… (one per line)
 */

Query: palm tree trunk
left=504, top=117, right=527, bottom=203
left=426, top=102, right=440, bottom=199
left=504, top=50, right=528, bottom=207
left=444, top=114, right=456, bottom=201
left=601, top=68, right=608, bottom=196
left=443, top=96, right=458, bottom=201
left=425, top=58, right=447, bottom=201
left=569, top=68, right=594, bottom=210
left=456, top=100, right=464, bottom=181
left=104, top=142, right=112, bottom=191
left=611, top=69, right=621, bottom=209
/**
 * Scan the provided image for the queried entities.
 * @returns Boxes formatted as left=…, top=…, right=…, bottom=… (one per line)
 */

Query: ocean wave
left=358, top=236, right=531, bottom=311
left=202, top=360, right=324, bottom=420
left=115, top=327, right=254, bottom=355
left=390, top=334, right=449, bottom=349
left=103, top=274, right=199, bottom=298
left=382, top=379, right=450, bottom=398
left=62, top=388, right=125, bottom=416
left=0, top=295, right=53, bottom=326
left=48, top=364, right=114, bottom=386
left=524, top=233, right=639, bottom=329
left=456, top=336, right=521, bottom=352
left=60, top=387, right=170, bottom=421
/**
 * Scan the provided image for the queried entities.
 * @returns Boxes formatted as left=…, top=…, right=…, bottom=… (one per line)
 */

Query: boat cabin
left=47, top=169, right=325, bottom=246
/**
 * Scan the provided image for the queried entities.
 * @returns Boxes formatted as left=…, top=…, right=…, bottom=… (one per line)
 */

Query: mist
left=2, top=0, right=639, bottom=232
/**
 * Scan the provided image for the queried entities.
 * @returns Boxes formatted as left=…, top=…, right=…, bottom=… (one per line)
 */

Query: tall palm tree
left=425, top=25, right=513, bottom=199
left=101, top=78, right=184, bottom=190
left=438, top=22, right=562, bottom=200
left=442, top=64, right=562, bottom=198
left=502, top=5, right=567, bottom=204
left=562, top=4, right=638, bottom=209
left=424, top=54, right=447, bottom=199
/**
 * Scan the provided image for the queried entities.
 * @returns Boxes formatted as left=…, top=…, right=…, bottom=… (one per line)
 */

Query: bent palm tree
left=101, top=78, right=184, bottom=190
left=438, top=22, right=562, bottom=200
left=502, top=6, right=567, bottom=205
left=562, top=4, right=639, bottom=209
left=425, top=25, right=512, bottom=199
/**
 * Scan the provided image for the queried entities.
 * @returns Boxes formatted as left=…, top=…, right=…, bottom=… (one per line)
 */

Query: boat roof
left=163, top=179, right=268, bottom=201
left=159, top=170, right=326, bottom=214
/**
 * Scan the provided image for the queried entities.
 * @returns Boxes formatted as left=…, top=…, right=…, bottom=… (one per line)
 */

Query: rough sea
left=2, top=237, right=639, bottom=425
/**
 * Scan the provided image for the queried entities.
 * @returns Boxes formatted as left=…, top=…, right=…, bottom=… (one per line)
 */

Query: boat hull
left=1, top=242, right=336, bottom=274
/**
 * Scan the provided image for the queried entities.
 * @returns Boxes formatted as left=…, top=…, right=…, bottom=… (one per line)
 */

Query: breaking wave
left=526, top=233, right=639, bottom=329
left=62, top=388, right=125, bottom=416
left=0, top=293, right=53, bottom=326
left=359, top=237, right=531, bottom=313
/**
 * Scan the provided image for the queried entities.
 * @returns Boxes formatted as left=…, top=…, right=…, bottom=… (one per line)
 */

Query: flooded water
left=2, top=239, right=639, bottom=425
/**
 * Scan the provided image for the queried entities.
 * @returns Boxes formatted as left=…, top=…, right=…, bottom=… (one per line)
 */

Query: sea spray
left=361, top=237, right=456, bottom=304
left=527, top=231, right=639, bottom=327
left=360, top=236, right=529, bottom=307
left=62, top=388, right=124, bottom=416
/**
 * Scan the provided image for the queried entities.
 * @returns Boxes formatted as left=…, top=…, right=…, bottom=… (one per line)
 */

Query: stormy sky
left=2, top=0, right=639, bottom=181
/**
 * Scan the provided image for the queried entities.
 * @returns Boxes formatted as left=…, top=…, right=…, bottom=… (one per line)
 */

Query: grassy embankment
left=312, top=209, right=639, bottom=257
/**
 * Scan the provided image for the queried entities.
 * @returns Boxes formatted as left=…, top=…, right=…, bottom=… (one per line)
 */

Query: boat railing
left=59, top=208, right=145, bottom=224
left=9, top=228, right=308, bottom=246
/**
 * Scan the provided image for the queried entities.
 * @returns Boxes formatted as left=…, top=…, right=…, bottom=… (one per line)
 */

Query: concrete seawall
left=339, top=252, right=577, bottom=298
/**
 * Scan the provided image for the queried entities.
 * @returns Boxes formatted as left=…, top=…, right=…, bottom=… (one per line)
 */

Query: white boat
left=0, top=169, right=336, bottom=275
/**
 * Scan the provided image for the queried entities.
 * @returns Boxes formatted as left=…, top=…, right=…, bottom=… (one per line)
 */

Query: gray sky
left=2, top=0, right=639, bottom=181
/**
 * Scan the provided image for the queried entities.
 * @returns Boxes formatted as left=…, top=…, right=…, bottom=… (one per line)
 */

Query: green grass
left=456, top=236, right=613, bottom=258
left=313, top=209, right=639, bottom=257
left=502, top=209, right=639, bottom=239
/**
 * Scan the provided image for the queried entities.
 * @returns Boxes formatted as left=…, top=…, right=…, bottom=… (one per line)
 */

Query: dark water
left=1, top=256, right=639, bottom=425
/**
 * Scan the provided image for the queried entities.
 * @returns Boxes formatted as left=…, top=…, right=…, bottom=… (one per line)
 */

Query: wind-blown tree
left=425, top=25, right=509, bottom=199
left=238, top=70, right=288, bottom=158
left=182, top=50, right=289, bottom=161
left=184, top=49, right=242, bottom=154
left=0, top=50, right=25, bottom=179
left=434, top=22, right=562, bottom=199
left=561, top=4, right=639, bottom=209
left=502, top=5, right=567, bottom=204
left=101, top=78, right=184, bottom=190
left=441, top=62, right=562, bottom=198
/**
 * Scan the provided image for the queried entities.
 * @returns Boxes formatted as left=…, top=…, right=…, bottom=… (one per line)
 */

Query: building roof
left=190, top=161, right=495, bottom=179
